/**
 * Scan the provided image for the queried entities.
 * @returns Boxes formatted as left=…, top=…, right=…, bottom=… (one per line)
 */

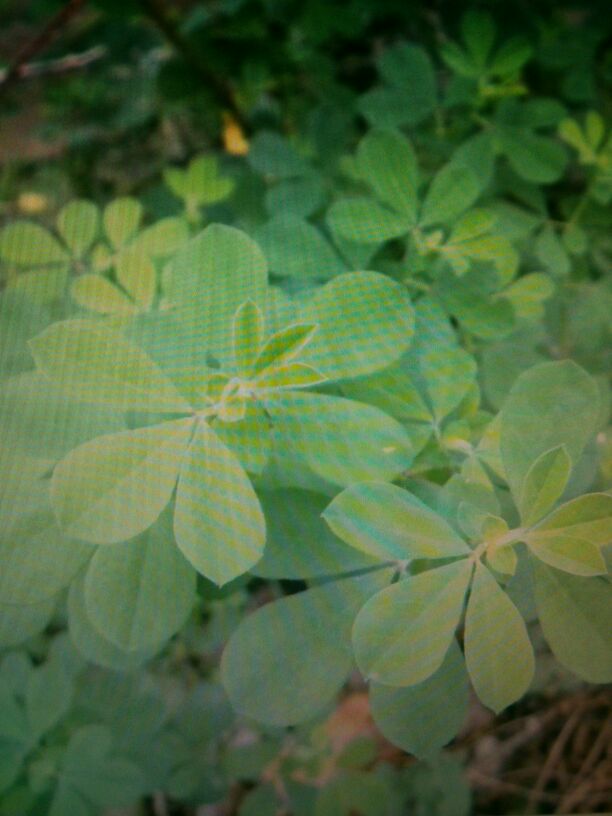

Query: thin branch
left=0, top=46, right=106, bottom=84
left=0, top=0, right=86, bottom=96
left=139, top=0, right=246, bottom=129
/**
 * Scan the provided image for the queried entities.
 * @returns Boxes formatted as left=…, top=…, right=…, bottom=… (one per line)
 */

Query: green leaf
left=527, top=493, right=612, bottom=545
left=519, top=445, right=572, bottom=525
left=26, top=658, right=72, bottom=739
left=420, top=163, right=482, bottom=227
left=327, top=198, right=408, bottom=244
left=253, top=489, right=378, bottom=580
left=30, top=320, right=192, bottom=413
left=267, top=391, right=414, bottom=486
left=233, top=299, right=264, bottom=376
left=57, top=201, right=99, bottom=258
left=184, top=155, right=235, bottom=205
left=0, top=370, right=125, bottom=460
left=103, top=198, right=143, bottom=248
left=0, top=222, right=68, bottom=266
left=0, top=501, right=93, bottom=605
left=501, top=273, right=555, bottom=321
left=253, top=323, right=317, bottom=375
left=497, top=128, right=567, bottom=184
left=84, top=516, right=196, bottom=652
left=300, top=271, right=415, bottom=380
left=56, top=724, right=146, bottom=808
left=213, top=402, right=272, bottom=474
left=315, top=770, right=389, bottom=816
left=115, top=245, right=156, bottom=310
left=531, top=559, right=612, bottom=683
left=464, top=563, right=534, bottom=713
left=248, top=131, right=309, bottom=178
left=51, top=418, right=193, bottom=544
left=323, top=482, right=469, bottom=562
left=0, top=597, right=55, bottom=648
left=527, top=536, right=606, bottom=577
left=166, top=224, right=268, bottom=366
left=411, top=297, right=477, bottom=423
left=255, top=216, right=345, bottom=280
left=265, top=174, right=324, bottom=218
left=525, top=493, right=612, bottom=575
left=71, top=275, right=137, bottom=315
left=174, top=420, right=265, bottom=585
left=369, top=642, right=468, bottom=758
left=68, top=576, right=157, bottom=670
left=129, top=217, right=189, bottom=257
left=221, top=570, right=391, bottom=725
left=355, top=129, right=419, bottom=222
left=500, top=361, right=600, bottom=502
left=352, top=559, right=473, bottom=686
left=490, top=37, right=533, bottom=76
left=255, top=362, right=326, bottom=391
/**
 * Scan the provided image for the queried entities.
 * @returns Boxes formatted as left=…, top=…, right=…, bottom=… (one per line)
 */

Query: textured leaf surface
left=174, top=420, right=265, bottom=585
left=221, top=570, right=391, bottom=725
left=52, top=418, right=193, bottom=544
left=300, top=271, right=414, bottom=379
left=84, top=516, right=196, bottom=651
left=532, top=559, right=612, bottom=683
left=370, top=642, right=468, bottom=758
left=353, top=559, right=473, bottom=686
left=30, top=320, right=192, bottom=413
left=323, top=482, right=469, bottom=562
left=465, top=563, right=534, bottom=712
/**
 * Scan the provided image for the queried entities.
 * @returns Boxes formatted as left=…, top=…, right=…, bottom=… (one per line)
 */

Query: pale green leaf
left=500, top=361, right=600, bottom=502
left=527, top=493, right=612, bottom=546
left=68, top=576, right=157, bottom=671
left=115, top=245, right=156, bottom=309
left=129, top=216, right=189, bottom=257
left=464, top=563, right=534, bottom=713
left=519, top=445, right=572, bottom=526
left=255, top=362, right=326, bottom=391
left=527, top=536, right=606, bottom=576
left=355, top=129, right=419, bottom=222
left=531, top=559, right=612, bottom=683
left=51, top=418, right=193, bottom=544
left=369, top=642, right=468, bottom=758
left=165, top=224, right=268, bottom=367
left=0, top=502, right=93, bottom=605
left=0, top=222, right=68, bottom=266
left=267, top=391, right=414, bottom=486
left=84, top=516, right=196, bottom=651
left=57, top=201, right=99, bottom=258
left=221, top=570, right=391, bottom=725
left=253, top=323, right=317, bottom=374
left=323, top=482, right=469, bottom=562
left=213, top=402, right=271, bottom=474
left=174, top=420, right=265, bottom=585
left=253, top=489, right=378, bottom=580
left=103, top=198, right=142, bottom=248
left=233, top=299, right=264, bottom=376
left=71, top=275, right=136, bottom=315
left=30, top=320, right=192, bottom=413
left=300, top=271, right=415, bottom=380
left=501, top=273, right=555, bottom=321
left=185, top=155, right=235, bottom=205
left=352, top=559, right=473, bottom=686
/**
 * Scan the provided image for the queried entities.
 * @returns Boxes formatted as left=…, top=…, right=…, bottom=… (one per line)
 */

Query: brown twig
left=0, top=45, right=106, bottom=84
left=0, top=0, right=86, bottom=96
left=139, top=0, right=246, bottom=129
left=524, top=704, right=585, bottom=814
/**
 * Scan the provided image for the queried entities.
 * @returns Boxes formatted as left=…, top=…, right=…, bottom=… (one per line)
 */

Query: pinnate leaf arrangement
left=0, top=6, right=611, bottom=814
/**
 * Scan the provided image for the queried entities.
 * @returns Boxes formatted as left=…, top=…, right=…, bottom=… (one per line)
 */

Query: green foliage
left=1, top=3, right=611, bottom=814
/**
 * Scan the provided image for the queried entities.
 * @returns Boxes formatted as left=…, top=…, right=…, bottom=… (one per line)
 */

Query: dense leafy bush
left=0, top=2, right=611, bottom=814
